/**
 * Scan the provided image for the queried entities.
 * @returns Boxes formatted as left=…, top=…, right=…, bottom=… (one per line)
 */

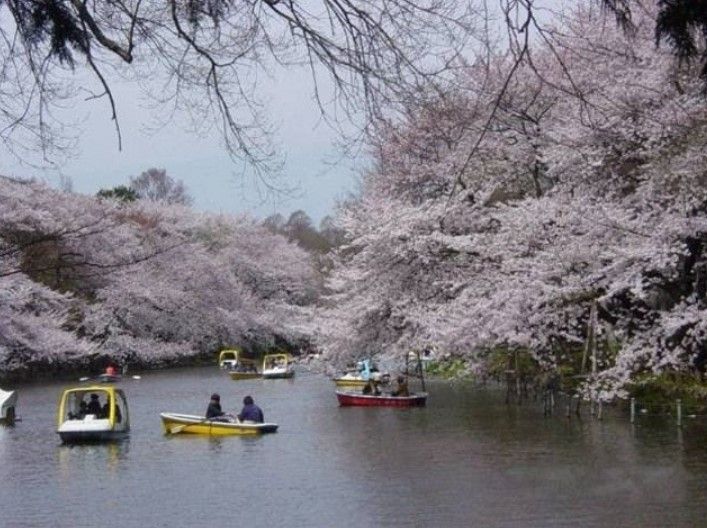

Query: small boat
left=80, top=365, right=122, bottom=383
left=160, top=413, right=278, bottom=435
left=96, top=373, right=122, bottom=383
left=218, top=349, right=240, bottom=370
left=332, top=359, right=389, bottom=388
left=333, top=373, right=369, bottom=388
left=0, top=388, right=18, bottom=424
left=229, top=361, right=263, bottom=380
left=335, top=351, right=428, bottom=408
left=262, top=353, right=295, bottom=379
left=226, top=350, right=262, bottom=380
left=56, top=386, right=130, bottom=443
left=335, top=391, right=428, bottom=407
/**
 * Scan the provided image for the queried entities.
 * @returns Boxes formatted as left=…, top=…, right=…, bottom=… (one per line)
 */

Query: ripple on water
left=1, top=370, right=706, bottom=528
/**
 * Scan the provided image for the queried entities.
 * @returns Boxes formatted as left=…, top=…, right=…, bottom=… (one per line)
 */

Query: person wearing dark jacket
left=237, top=395, right=264, bottom=423
left=362, top=379, right=381, bottom=395
left=206, top=393, right=225, bottom=419
left=391, top=375, right=409, bottom=397
left=86, top=393, right=102, bottom=416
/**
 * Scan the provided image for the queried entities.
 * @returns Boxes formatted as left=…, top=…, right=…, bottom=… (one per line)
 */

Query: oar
left=168, top=417, right=206, bottom=434
left=79, top=374, right=140, bottom=382
left=169, top=423, right=192, bottom=434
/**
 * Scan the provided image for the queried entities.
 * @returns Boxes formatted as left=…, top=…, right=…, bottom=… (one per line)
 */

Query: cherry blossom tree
left=0, top=175, right=319, bottom=377
left=317, top=0, right=707, bottom=400
left=0, top=273, right=97, bottom=380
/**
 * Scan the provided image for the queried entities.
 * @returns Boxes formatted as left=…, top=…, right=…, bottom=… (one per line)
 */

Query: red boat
left=335, top=390, right=427, bottom=407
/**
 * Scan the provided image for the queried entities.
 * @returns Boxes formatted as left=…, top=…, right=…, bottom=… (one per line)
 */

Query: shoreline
left=0, top=351, right=217, bottom=386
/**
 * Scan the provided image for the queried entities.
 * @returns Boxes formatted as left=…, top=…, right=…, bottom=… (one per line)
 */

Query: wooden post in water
left=505, top=353, right=514, bottom=404
left=587, top=302, right=598, bottom=418
left=515, top=350, right=521, bottom=403
left=677, top=399, right=682, bottom=427
left=417, top=351, right=426, bottom=393
left=630, top=397, right=636, bottom=423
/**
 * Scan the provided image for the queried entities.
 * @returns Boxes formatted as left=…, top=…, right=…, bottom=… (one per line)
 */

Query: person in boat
left=101, top=401, right=122, bottom=422
left=206, top=393, right=226, bottom=420
left=105, top=364, right=117, bottom=377
left=237, top=395, right=264, bottom=423
left=362, top=378, right=381, bottom=396
left=391, top=375, right=410, bottom=397
left=86, top=393, right=102, bottom=416
left=69, top=399, right=88, bottom=420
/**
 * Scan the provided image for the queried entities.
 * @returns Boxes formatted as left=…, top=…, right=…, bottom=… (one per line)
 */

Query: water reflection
left=57, top=441, right=130, bottom=480
left=0, top=369, right=706, bottom=528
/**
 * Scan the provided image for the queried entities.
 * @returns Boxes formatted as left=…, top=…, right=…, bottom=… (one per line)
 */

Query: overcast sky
left=0, top=64, right=363, bottom=225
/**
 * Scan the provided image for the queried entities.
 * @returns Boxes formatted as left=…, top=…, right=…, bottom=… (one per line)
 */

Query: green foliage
left=483, top=346, right=538, bottom=380
left=262, top=211, right=343, bottom=255
left=18, top=238, right=87, bottom=295
left=425, top=358, right=468, bottom=379
left=603, top=0, right=707, bottom=84
left=628, top=372, right=707, bottom=408
left=14, top=0, right=89, bottom=65
left=97, top=185, right=138, bottom=203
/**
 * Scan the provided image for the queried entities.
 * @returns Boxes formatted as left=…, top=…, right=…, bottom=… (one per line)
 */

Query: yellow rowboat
left=332, top=359, right=389, bottom=388
left=332, top=375, right=368, bottom=388
left=160, top=413, right=278, bottom=436
left=332, top=370, right=390, bottom=388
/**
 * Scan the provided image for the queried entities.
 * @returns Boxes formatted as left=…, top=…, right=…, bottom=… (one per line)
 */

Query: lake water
left=1, top=367, right=706, bottom=527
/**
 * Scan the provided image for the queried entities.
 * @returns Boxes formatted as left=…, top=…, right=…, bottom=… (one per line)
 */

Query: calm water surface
left=1, top=367, right=706, bottom=527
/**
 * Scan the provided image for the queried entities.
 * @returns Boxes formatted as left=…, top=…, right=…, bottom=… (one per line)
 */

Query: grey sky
left=0, top=64, right=362, bottom=225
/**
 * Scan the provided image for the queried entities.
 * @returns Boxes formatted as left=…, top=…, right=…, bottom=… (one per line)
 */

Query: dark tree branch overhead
left=601, top=0, right=707, bottom=84
left=440, top=0, right=707, bottom=206
left=0, top=0, right=474, bottom=183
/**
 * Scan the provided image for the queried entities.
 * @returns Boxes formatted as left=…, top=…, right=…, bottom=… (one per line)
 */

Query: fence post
left=677, top=399, right=682, bottom=427
left=630, top=397, right=635, bottom=424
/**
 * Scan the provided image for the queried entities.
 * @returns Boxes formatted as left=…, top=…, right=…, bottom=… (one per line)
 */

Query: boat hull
left=56, top=386, right=130, bottom=443
left=0, top=389, right=17, bottom=424
left=57, top=418, right=130, bottom=444
left=335, top=391, right=427, bottom=407
left=262, top=370, right=295, bottom=379
left=229, top=372, right=263, bottom=380
left=160, top=413, right=278, bottom=436
left=96, top=374, right=122, bottom=383
left=58, top=430, right=129, bottom=444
